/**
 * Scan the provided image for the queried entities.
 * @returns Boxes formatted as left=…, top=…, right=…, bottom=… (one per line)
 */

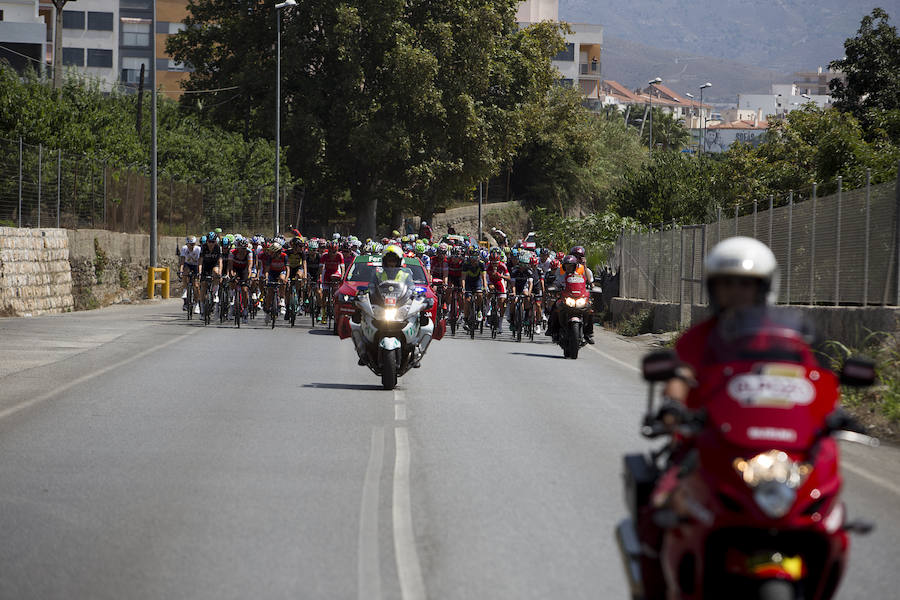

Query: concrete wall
left=610, top=297, right=900, bottom=347
left=423, top=201, right=527, bottom=244
left=67, top=229, right=181, bottom=310
left=0, top=227, right=74, bottom=316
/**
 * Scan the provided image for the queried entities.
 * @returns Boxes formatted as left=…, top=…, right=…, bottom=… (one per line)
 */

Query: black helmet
left=562, top=254, right=578, bottom=270
left=570, top=246, right=585, bottom=260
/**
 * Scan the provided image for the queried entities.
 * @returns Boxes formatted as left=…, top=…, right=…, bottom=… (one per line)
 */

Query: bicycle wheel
left=290, top=287, right=298, bottom=327
left=515, top=299, right=523, bottom=342
left=270, top=293, right=277, bottom=329
left=449, top=292, right=457, bottom=336
left=235, top=289, right=242, bottom=328
left=186, top=282, right=193, bottom=321
left=478, top=295, right=484, bottom=334
left=309, top=289, right=319, bottom=328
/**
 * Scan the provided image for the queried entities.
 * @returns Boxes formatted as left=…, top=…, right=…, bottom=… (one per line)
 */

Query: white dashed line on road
left=393, top=389, right=426, bottom=600
left=358, top=426, right=385, bottom=600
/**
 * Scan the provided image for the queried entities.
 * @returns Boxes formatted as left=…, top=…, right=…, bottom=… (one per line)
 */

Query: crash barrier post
left=147, top=267, right=170, bottom=299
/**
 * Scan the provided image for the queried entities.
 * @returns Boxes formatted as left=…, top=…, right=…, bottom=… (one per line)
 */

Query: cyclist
left=179, top=236, right=201, bottom=312
left=431, top=243, right=449, bottom=282
left=507, top=251, right=534, bottom=334
left=199, top=232, right=223, bottom=316
left=319, top=240, right=345, bottom=323
left=305, top=240, right=322, bottom=312
left=485, top=247, right=510, bottom=334
left=447, top=245, right=465, bottom=322
left=462, top=245, right=487, bottom=330
left=261, top=240, right=288, bottom=323
left=285, top=233, right=307, bottom=318
left=414, top=242, right=431, bottom=270
left=228, top=237, right=254, bottom=323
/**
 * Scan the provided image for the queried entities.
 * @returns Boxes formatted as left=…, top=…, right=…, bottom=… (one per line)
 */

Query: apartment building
left=738, top=83, right=831, bottom=120
left=792, top=67, right=845, bottom=96
left=0, top=0, right=47, bottom=72
left=517, top=0, right=604, bottom=102
left=0, top=1, right=188, bottom=94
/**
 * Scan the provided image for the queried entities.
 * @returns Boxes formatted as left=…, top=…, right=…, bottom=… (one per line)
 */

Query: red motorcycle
left=616, top=309, right=877, bottom=600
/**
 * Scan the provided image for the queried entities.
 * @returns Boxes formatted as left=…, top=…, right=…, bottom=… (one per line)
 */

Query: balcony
left=579, top=61, right=601, bottom=78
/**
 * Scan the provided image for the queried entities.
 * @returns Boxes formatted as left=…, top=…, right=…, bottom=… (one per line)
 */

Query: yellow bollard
left=147, top=267, right=170, bottom=299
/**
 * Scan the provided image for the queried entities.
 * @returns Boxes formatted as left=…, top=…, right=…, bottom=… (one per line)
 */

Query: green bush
left=118, top=265, right=130, bottom=289
left=820, top=333, right=900, bottom=424
left=617, top=308, right=654, bottom=336
left=93, top=238, right=108, bottom=282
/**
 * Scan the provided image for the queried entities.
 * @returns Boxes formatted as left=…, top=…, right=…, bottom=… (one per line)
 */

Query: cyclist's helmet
left=207, top=231, right=218, bottom=243
left=269, top=241, right=282, bottom=253
left=414, top=242, right=426, bottom=254
left=327, top=240, right=338, bottom=251
left=550, top=258, right=560, bottom=271
left=236, top=237, right=248, bottom=249
left=308, top=240, right=319, bottom=250
left=529, top=254, right=539, bottom=267
left=437, top=243, right=448, bottom=255
left=186, top=235, right=197, bottom=244
left=489, top=247, right=502, bottom=260
left=199, top=236, right=207, bottom=244
left=214, top=227, right=223, bottom=234
left=562, top=254, right=578, bottom=271
left=570, top=246, right=586, bottom=261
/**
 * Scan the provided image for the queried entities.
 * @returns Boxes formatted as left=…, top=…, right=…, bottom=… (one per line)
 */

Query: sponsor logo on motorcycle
left=727, top=373, right=815, bottom=408
left=746, top=426, right=798, bottom=442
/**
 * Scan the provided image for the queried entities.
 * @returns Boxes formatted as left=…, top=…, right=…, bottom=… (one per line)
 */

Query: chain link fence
left=615, top=164, right=900, bottom=307
left=0, top=136, right=307, bottom=236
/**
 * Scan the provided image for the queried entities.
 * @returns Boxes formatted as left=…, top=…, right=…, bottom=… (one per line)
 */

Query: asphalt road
left=0, top=301, right=897, bottom=599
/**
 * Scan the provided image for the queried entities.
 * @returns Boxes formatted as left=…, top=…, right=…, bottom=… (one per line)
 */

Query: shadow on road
left=303, top=382, right=387, bottom=391
left=307, top=329, right=336, bottom=336
left=508, top=352, right=564, bottom=359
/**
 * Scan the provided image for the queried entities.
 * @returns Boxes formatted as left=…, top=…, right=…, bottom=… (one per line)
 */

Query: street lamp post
left=685, top=92, right=695, bottom=154
left=274, top=0, right=297, bottom=237
left=648, top=77, right=661, bottom=155
left=699, top=82, right=711, bottom=155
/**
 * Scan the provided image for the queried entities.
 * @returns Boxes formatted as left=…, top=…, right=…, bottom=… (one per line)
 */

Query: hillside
left=600, top=36, right=788, bottom=105
left=560, top=0, right=875, bottom=72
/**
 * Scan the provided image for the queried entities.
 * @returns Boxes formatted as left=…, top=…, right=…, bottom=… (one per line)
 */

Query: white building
left=517, top=0, right=603, bottom=101
left=0, top=0, right=47, bottom=73
left=41, top=0, right=119, bottom=91
left=737, top=84, right=831, bottom=121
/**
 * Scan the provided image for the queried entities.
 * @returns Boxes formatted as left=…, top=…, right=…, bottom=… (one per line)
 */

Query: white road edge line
left=395, top=404, right=407, bottom=421
left=842, top=459, right=900, bottom=497
left=0, top=330, right=197, bottom=422
left=586, top=344, right=641, bottom=373
left=392, top=390, right=426, bottom=600
left=358, top=426, right=385, bottom=600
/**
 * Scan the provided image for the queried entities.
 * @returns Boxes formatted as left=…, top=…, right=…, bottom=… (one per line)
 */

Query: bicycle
left=183, top=270, right=198, bottom=321
left=528, top=294, right=543, bottom=341
left=431, top=280, right=447, bottom=322
left=323, top=279, right=339, bottom=330
left=265, top=280, right=281, bottom=329
left=286, top=277, right=302, bottom=328
left=218, top=276, right=232, bottom=324
left=464, top=290, right=484, bottom=340
left=486, top=290, right=499, bottom=339
left=306, top=279, right=320, bottom=328
left=233, top=275, right=250, bottom=328
left=510, top=294, right=525, bottom=342
left=200, top=274, right=215, bottom=326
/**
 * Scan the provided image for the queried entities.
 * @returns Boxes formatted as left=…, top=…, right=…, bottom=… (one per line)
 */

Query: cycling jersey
left=431, top=255, right=449, bottom=281
left=462, top=258, right=485, bottom=278
left=285, top=245, right=305, bottom=268
left=322, top=251, right=345, bottom=281
left=200, top=243, right=222, bottom=272
left=486, top=260, right=509, bottom=294
left=510, top=264, right=534, bottom=295
left=230, top=248, right=253, bottom=270
left=306, top=250, right=322, bottom=274
left=262, top=251, right=288, bottom=273
left=448, top=255, right=464, bottom=278
left=180, top=245, right=201, bottom=266
left=416, top=254, right=431, bottom=270
left=340, top=250, right=356, bottom=266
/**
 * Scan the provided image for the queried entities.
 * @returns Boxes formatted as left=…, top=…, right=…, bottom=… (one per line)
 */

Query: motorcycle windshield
left=695, top=307, right=838, bottom=451
left=370, top=268, right=414, bottom=308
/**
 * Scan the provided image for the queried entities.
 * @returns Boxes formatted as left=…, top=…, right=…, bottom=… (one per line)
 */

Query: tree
left=829, top=8, right=900, bottom=118
left=642, top=108, right=690, bottom=152
left=168, top=0, right=565, bottom=238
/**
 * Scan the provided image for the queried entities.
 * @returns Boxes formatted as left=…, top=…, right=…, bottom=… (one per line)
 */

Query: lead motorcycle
left=547, top=274, right=596, bottom=359
left=339, top=267, right=443, bottom=390
left=616, top=308, right=877, bottom=600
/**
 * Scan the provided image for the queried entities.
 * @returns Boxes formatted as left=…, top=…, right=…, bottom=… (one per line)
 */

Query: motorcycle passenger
left=547, top=254, right=593, bottom=344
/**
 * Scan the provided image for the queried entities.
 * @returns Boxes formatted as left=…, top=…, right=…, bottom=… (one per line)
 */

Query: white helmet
left=421, top=221, right=427, bottom=226
left=705, top=237, right=779, bottom=307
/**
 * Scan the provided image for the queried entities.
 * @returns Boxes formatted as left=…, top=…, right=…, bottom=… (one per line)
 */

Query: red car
left=333, top=254, right=440, bottom=333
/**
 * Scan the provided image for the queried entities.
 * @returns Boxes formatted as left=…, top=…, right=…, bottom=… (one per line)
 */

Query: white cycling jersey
left=180, top=245, right=201, bottom=266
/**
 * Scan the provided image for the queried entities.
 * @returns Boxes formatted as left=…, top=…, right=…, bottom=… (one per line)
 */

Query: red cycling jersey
left=322, top=251, right=345, bottom=280
left=486, top=260, right=509, bottom=293
left=431, top=255, right=449, bottom=280
left=448, top=255, right=464, bottom=278
left=230, top=248, right=252, bottom=269
left=262, top=251, right=288, bottom=272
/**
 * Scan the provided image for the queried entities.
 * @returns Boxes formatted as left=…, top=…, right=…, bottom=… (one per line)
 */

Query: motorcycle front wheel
left=757, top=580, right=795, bottom=600
left=568, top=321, right=582, bottom=359
left=380, top=348, right=398, bottom=390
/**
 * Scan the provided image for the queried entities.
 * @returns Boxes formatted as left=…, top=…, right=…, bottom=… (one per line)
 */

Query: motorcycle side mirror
left=357, top=287, right=369, bottom=296
left=423, top=298, right=435, bottom=309
left=840, top=356, right=876, bottom=387
left=642, top=350, right=680, bottom=382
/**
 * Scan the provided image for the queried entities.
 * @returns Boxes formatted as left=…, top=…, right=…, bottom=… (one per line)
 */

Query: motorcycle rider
left=546, top=254, right=593, bottom=343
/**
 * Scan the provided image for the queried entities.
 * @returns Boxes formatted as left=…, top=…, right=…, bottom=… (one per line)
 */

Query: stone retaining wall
left=0, top=227, right=74, bottom=316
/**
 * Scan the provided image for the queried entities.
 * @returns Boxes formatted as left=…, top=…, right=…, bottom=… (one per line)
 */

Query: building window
left=552, top=43, right=575, bottom=62
left=87, top=49, right=113, bottom=68
left=62, top=47, right=84, bottom=66
left=0, top=10, right=5, bottom=21
left=120, top=0, right=153, bottom=9
left=121, top=20, right=151, bottom=47
left=88, top=12, right=114, bottom=31
left=168, top=59, right=185, bottom=71
left=169, top=22, right=185, bottom=35
left=121, top=56, right=149, bottom=84
left=62, top=10, right=85, bottom=30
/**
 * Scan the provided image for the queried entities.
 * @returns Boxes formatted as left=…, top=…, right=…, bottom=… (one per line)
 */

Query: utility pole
left=50, top=0, right=70, bottom=89
left=150, top=0, right=158, bottom=267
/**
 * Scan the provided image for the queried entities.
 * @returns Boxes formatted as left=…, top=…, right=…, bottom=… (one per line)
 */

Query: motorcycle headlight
left=734, top=450, right=811, bottom=518
left=383, top=308, right=398, bottom=321
left=565, top=297, right=576, bottom=307
left=574, top=297, right=587, bottom=307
